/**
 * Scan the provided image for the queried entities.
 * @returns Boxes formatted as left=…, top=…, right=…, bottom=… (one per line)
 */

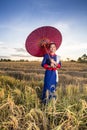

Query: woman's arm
left=56, top=61, right=61, bottom=68
left=41, top=54, right=51, bottom=69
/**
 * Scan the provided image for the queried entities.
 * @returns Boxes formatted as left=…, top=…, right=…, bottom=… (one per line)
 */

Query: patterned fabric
left=41, top=54, right=61, bottom=104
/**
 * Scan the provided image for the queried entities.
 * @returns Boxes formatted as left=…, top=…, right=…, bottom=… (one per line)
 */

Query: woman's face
left=49, top=44, right=56, bottom=53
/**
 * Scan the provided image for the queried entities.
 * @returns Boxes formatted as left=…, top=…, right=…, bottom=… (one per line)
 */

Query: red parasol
left=25, top=26, right=62, bottom=57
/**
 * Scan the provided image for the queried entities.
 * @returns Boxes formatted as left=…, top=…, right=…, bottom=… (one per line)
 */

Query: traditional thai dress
left=41, top=53, right=61, bottom=103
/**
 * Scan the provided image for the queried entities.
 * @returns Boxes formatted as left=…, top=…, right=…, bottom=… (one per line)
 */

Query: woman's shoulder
left=56, top=55, right=61, bottom=63
left=43, top=53, right=49, bottom=58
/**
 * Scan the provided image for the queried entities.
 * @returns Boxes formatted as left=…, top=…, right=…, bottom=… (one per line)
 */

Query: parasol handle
left=41, top=41, right=51, bottom=60
left=40, top=39, right=51, bottom=60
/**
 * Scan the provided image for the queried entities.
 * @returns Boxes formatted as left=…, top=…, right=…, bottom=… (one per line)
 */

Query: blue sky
left=0, top=0, right=87, bottom=61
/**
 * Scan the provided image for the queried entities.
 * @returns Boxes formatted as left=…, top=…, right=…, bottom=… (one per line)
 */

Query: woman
left=41, top=43, right=61, bottom=104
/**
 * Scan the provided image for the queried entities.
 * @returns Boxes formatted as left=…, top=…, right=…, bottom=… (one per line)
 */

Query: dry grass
left=0, top=61, right=87, bottom=130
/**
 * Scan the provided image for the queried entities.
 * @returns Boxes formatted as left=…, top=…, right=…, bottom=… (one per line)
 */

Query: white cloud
left=52, top=21, right=87, bottom=60
left=0, top=41, right=41, bottom=60
left=0, top=18, right=87, bottom=61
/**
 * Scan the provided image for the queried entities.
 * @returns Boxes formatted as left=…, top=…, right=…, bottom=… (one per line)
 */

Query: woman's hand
left=50, top=59, right=57, bottom=67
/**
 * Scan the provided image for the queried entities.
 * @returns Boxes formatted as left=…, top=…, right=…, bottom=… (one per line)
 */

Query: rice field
left=0, top=61, right=87, bottom=130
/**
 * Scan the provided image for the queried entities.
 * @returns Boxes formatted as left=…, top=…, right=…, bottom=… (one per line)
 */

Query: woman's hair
left=49, top=42, right=56, bottom=48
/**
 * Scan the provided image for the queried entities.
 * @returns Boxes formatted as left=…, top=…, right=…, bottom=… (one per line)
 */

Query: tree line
left=0, top=54, right=87, bottom=63
left=77, top=54, right=87, bottom=63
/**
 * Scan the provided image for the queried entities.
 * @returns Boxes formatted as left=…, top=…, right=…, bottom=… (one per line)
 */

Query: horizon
left=0, top=53, right=86, bottom=62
